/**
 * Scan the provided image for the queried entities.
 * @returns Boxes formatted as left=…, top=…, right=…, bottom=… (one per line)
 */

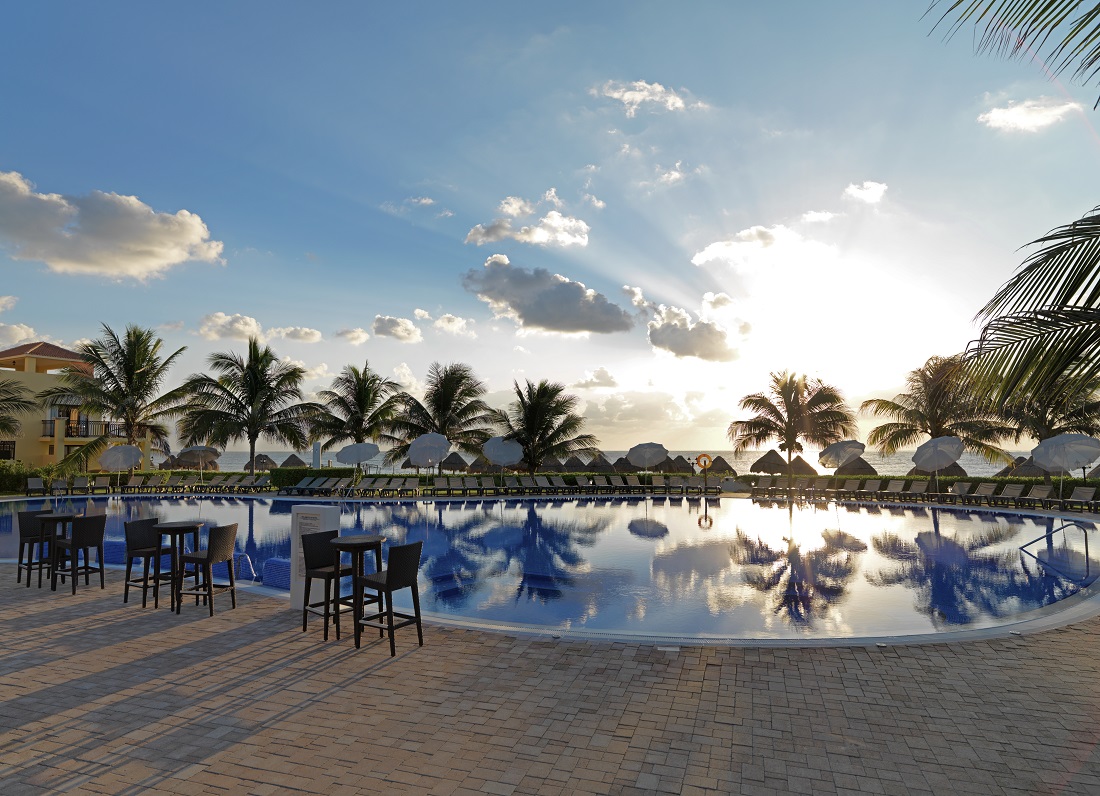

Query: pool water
left=2, top=495, right=1094, bottom=640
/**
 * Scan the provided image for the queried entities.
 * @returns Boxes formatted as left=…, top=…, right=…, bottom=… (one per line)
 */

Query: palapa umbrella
left=789, top=455, right=818, bottom=476
left=179, top=445, right=221, bottom=482
left=818, top=440, right=865, bottom=470
left=245, top=453, right=278, bottom=471
left=280, top=453, right=307, bottom=468
left=994, top=456, right=1029, bottom=477
left=408, top=433, right=451, bottom=470
left=539, top=456, right=563, bottom=473
left=907, top=462, right=967, bottom=477
left=563, top=455, right=585, bottom=471
left=1008, top=457, right=1049, bottom=478
left=587, top=451, right=614, bottom=472
left=441, top=451, right=468, bottom=472
left=670, top=455, right=694, bottom=474
left=708, top=455, right=735, bottom=475
left=612, top=456, right=638, bottom=472
left=627, top=442, right=668, bottom=470
left=750, top=450, right=786, bottom=474
left=837, top=456, right=878, bottom=476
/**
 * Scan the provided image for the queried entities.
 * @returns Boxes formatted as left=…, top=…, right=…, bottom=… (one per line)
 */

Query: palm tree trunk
left=249, top=439, right=257, bottom=476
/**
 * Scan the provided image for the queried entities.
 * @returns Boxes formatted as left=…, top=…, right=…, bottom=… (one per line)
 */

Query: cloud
left=436, top=209, right=454, bottom=218
left=465, top=210, right=590, bottom=247
left=0, top=322, right=36, bottom=346
left=692, top=223, right=837, bottom=274
left=372, top=315, right=423, bottom=343
left=198, top=312, right=264, bottom=341
left=281, top=357, right=331, bottom=381
left=702, top=292, right=733, bottom=312
left=543, top=188, right=563, bottom=208
left=393, top=362, right=421, bottom=392
left=381, top=195, right=441, bottom=215
left=843, top=181, right=888, bottom=204
left=647, top=305, right=737, bottom=361
left=0, top=169, right=223, bottom=280
left=500, top=196, right=535, bottom=217
left=595, top=79, right=706, bottom=117
left=158, top=320, right=185, bottom=331
left=334, top=327, right=370, bottom=345
left=802, top=210, right=838, bottom=223
left=584, top=391, right=694, bottom=440
left=583, top=193, right=606, bottom=209
left=573, top=367, right=617, bottom=388
left=463, top=254, right=634, bottom=334
left=268, top=326, right=323, bottom=343
left=0, top=296, right=16, bottom=312
left=413, top=308, right=432, bottom=320
left=978, top=96, right=1083, bottom=132
left=408, top=196, right=435, bottom=206
left=434, top=313, right=476, bottom=338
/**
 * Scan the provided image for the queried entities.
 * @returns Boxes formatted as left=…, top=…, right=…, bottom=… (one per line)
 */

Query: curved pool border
left=4, top=491, right=1099, bottom=648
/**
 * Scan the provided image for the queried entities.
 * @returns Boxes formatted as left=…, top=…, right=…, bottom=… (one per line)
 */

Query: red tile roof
left=0, top=341, right=84, bottom=362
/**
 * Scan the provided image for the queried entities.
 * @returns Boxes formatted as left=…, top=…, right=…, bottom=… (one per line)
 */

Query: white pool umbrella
left=1032, top=434, right=1100, bottom=478
left=335, top=442, right=380, bottom=469
left=627, top=442, right=668, bottom=470
left=483, top=436, right=523, bottom=467
left=818, top=440, right=865, bottom=469
left=912, top=436, right=964, bottom=473
left=98, top=444, right=143, bottom=472
left=408, top=433, right=451, bottom=469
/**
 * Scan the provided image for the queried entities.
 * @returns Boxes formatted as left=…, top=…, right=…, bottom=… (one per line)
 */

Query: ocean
left=169, top=449, right=1030, bottom=478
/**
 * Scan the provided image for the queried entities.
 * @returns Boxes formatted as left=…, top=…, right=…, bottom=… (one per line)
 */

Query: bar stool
left=176, top=523, right=239, bottom=616
left=358, top=541, right=424, bottom=656
left=301, top=529, right=354, bottom=640
left=51, top=514, right=107, bottom=595
left=123, top=518, right=170, bottom=608
left=15, top=510, right=51, bottom=587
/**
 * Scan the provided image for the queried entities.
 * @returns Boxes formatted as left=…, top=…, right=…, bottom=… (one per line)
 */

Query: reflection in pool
left=0, top=494, right=1093, bottom=639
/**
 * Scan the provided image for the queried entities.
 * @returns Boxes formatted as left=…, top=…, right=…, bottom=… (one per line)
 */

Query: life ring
left=698, top=515, right=713, bottom=529
left=696, top=453, right=712, bottom=470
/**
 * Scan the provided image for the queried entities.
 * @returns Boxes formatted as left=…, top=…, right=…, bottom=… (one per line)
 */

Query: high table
left=37, top=512, right=75, bottom=590
left=329, top=534, right=384, bottom=647
left=154, top=521, right=204, bottom=611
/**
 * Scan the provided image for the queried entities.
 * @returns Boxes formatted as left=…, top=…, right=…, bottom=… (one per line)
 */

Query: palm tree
left=178, top=337, right=320, bottom=474
left=727, top=371, right=856, bottom=479
left=999, top=381, right=1100, bottom=444
left=38, top=324, right=187, bottom=466
left=0, top=378, right=38, bottom=437
left=861, top=355, right=1012, bottom=464
left=494, top=380, right=599, bottom=475
left=382, top=362, right=495, bottom=468
left=312, top=362, right=401, bottom=453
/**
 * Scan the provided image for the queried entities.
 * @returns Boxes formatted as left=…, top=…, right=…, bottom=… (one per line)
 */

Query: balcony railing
left=41, top=420, right=129, bottom=439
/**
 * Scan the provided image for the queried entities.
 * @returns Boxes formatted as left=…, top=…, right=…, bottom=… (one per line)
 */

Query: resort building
left=0, top=341, right=152, bottom=469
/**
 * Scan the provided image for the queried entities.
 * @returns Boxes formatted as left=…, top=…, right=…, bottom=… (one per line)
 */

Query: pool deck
left=2, top=566, right=1100, bottom=795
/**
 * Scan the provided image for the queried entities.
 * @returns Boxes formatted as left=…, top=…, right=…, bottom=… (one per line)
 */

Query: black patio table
left=154, top=521, right=204, bottom=611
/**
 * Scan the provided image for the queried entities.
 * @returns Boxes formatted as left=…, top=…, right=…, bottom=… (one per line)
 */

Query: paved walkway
left=2, top=566, right=1099, bottom=795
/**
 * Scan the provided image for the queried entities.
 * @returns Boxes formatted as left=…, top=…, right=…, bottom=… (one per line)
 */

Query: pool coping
left=5, top=491, right=1100, bottom=649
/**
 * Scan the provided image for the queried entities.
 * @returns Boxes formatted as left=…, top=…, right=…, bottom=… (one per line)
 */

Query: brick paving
left=2, top=565, right=1100, bottom=795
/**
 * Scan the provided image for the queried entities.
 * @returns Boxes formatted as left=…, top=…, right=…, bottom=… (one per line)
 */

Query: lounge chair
left=370, top=477, right=392, bottom=496
left=898, top=481, right=928, bottom=502
left=430, top=477, right=449, bottom=496
left=278, top=476, right=315, bottom=496
left=398, top=477, right=420, bottom=497
left=216, top=475, right=243, bottom=493
left=479, top=477, right=499, bottom=496
left=249, top=475, right=273, bottom=492
left=518, top=476, right=538, bottom=494
left=765, top=477, right=789, bottom=498
left=549, top=475, right=574, bottom=494
left=806, top=478, right=830, bottom=500
left=624, top=475, right=647, bottom=494
left=142, top=474, right=168, bottom=492
left=353, top=477, right=377, bottom=497
left=649, top=475, right=669, bottom=495
left=1044, top=486, right=1097, bottom=513
left=70, top=476, right=90, bottom=495
left=177, top=475, right=199, bottom=493
left=50, top=478, right=68, bottom=495
left=1015, top=484, right=1052, bottom=509
left=790, top=478, right=811, bottom=498
left=876, top=480, right=906, bottom=501
left=463, top=477, right=482, bottom=496
left=302, top=477, right=338, bottom=496
left=667, top=476, right=686, bottom=496
left=854, top=480, right=882, bottom=501
left=988, top=483, right=1025, bottom=507
left=683, top=476, right=704, bottom=495
left=534, top=475, right=555, bottom=493
left=607, top=475, right=630, bottom=493
left=832, top=479, right=861, bottom=501
left=161, top=474, right=182, bottom=492
left=90, top=476, right=112, bottom=494
left=120, top=475, right=145, bottom=494
left=200, top=474, right=228, bottom=494
left=961, top=482, right=997, bottom=506
left=751, top=476, right=773, bottom=498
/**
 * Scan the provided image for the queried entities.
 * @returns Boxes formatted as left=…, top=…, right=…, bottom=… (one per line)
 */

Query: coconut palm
left=999, top=380, right=1100, bottom=444
left=727, top=371, right=856, bottom=479
left=382, top=362, right=495, bottom=467
left=38, top=324, right=188, bottom=466
left=0, top=378, right=38, bottom=437
left=861, top=355, right=1013, bottom=463
left=494, top=379, right=599, bottom=475
left=178, top=337, right=320, bottom=474
left=312, top=362, right=401, bottom=452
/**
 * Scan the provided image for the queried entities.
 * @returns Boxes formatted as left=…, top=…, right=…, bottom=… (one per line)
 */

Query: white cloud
left=647, top=305, right=737, bottom=362
left=334, top=327, right=370, bottom=345
left=372, top=315, right=423, bottom=343
left=702, top=292, right=733, bottom=313
left=281, top=357, right=331, bottom=381
left=393, top=362, right=421, bottom=393
left=465, top=210, right=590, bottom=247
left=268, top=326, right=323, bottom=344
left=436, top=209, right=454, bottom=218
left=0, top=323, right=36, bottom=346
left=843, top=181, right=888, bottom=204
left=382, top=195, right=440, bottom=215
left=158, top=320, right=185, bottom=331
left=595, top=79, right=706, bottom=117
left=198, top=312, right=264, bottom=341
left=513, top=345, right=530, bottom=354
left=463, top=254, right=634, bottom=334
left=0, top=170, right=223, bottom=280
left=978, top=96, right=1083, bottom=132
left=802, top=210, right=838, bottom=223
left=434, top=313, right=476, bottom=338
left=499, top=196, right=534, bottom=217
left=0, top=296, right=16, bottom=313
left=584, top=193, right=606, bottom=209
left=692, top=224, right=837, bottom=273
left=409, top=196, right=435, bottom=206
left=413, top=308, right=432, bottom=320
left=573, top=366, right=617, bottom=388
left=543, top=188, right=563, bottom=208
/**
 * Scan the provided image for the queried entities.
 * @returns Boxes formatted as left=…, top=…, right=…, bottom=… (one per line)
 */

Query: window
left=0, top=441, right=14, bottom=460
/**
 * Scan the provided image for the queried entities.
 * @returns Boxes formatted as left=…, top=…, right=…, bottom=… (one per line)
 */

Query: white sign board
left=289, top=504, right=342, bottom=610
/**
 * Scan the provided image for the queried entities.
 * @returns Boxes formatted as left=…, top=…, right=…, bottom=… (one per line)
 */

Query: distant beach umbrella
left=613, top=456, right=639, bottom=472
left=818, top=440, right=865, bottom=469
left=789, top=455, right=818, bottom=476
left=539, top=456, right=563, bottom=472
left=708, top=455, right=736, bottom=475
left=98, top=444, right=143, bottom=472
left=837, top=456, right=878, bottom=476
left=1032, top=433, right=1100, bottom=478
left=628, top=518, right=669, bottom=538
left=280, top=453, right=307, bottom=468
left=483, top=436, right=524, bottom=466
left=670, top=455, right=694, bottom=474
left=1007, top=457, right=1048, bottom=478
left=246, top=453, right=278, bottom=471
left=587, top=451, right=614, bottom=472
left=994, top=456, right=1029, bottom=477
left=912, top=436, right=964, bottom=474
left=563, top=455, right=585, bottom=471
left=627, top=442, right=668, bottom=470
left=441, top=451, right=468, bottom=472
left=750, top=450, right=786, bottom=474
left=408, top=433, right=451, bottom=468
left=907, top=462, right=967, bottom=477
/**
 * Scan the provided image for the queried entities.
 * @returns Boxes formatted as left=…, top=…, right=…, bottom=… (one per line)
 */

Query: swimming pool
left=2, top=494, right=1094, bottom=641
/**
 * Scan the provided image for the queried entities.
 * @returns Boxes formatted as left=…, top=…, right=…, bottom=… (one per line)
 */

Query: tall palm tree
left=178, top=337, right=320, bottom=474
left=0, top=378, right=38, bottom=437
left=861, top=355, right=1012, bottom=463
left=312, top=362, right=401, bottom=452
left=382, top=362, right=495, bottom=468
left=494, top=379, right=599, bottom=475
left=727, top=371, right=856, bottom=479
left=38, top=324, right=188, bottom=466
left=999, top=381, right=1100, bottom=444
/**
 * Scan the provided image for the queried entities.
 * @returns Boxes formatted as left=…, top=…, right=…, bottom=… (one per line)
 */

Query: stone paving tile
left=3, top=565, right=1100, bottom=794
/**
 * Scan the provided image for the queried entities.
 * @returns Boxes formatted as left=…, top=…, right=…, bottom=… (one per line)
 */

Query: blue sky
left=1, top=2, right=1098, bottom=450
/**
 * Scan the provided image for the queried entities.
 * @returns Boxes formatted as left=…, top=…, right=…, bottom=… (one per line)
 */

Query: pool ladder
left=1019, top=521, right=1095, bottom=585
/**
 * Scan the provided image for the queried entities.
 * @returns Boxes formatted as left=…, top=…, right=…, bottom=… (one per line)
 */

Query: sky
left=1, top=2, right=1099, bottom=451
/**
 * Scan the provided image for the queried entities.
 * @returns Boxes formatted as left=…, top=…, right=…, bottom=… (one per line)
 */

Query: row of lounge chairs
left=275, top=474, right=723, bottom=498
left=24, top=473, right=276, bottom=497
left=751, top=476, right=1100, bottom=513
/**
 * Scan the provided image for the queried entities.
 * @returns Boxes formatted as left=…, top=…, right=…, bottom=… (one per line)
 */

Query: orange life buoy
left=696, top=453, right=712, bottom=470
left=698, top=515, right=713, bottom=529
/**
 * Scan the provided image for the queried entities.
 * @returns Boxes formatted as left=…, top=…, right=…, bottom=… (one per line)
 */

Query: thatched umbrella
left=247, top=453, right=278, bottom=472
left=669, top=455, right=694, bottom=474
left=539, top=456, right=563, bottom=473
left=441, top=451, right=468, bottom=472
left=1008, top=457, right=1050, bottom=478
left=836, top=456, right=878, bottom=476
left=588, top=451, right=614, bottom=472
left=467, top=455, right=492, bottom=473
left=563, top=455, right=585, bottom=471
left=281, top=453, right=307, bottom=468
left=159, top=455, right=179, bottom=470
left=789, top=455, right=818, bottom=476
left=994, top=456, right=1028, bottom=477
left=750, top=450, right=787, bottom=474
left=709, top=455, right=736, bottom=475
left=613, top=456, right=638, bottom=472
left=908, top=462, right=967, bottom=477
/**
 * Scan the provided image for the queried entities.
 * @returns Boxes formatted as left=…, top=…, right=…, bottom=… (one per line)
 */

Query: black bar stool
left=51, top=514, right=107, bottom=595
left=358, top=541, right=424, bottom=656
left=301, top=529, right=354, bottom=640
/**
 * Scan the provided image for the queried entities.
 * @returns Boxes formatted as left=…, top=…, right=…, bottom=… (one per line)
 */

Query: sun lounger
left=302, top=477, right=338, bottom=496
left=853, top=479, right=881, bottom=501
left=1044, top=486, right=1097, bottom=512
left=24, top=476, right=46, bottom=496
left=897, top=481, right=928, bottom=502
left=789, top=478, right=810, bottom=498
left=120, top=475, right=145, bottom=494
left=503, top=476, right=522, bottom=495
left=667, top=476, right=686, bottom=496
left=462, top=477, right=482, bottom=496
left=988, top=483, right=1025, bottom=507
left=831, top=479, right=861, bottom=500
left=607, top=475, right=630, bottom=493
left=962, top=482, right=997, bottom=506
left=751, top=476, right=773, bottom=498
left=370, top=477, right=393, bottom=496
left=765, top=477, right=789, bottom=498
left=177, top=475, right=199, bottom=492
left=682, top=476, right=704, bottom=495
left=49, top=478, right=67, bottom=495
left=875, top=480, right=906, bottom=501
left=90, top=476, right=112, bottom=494
left=279, top=476, right=315, bottom=496
left=479, top=477, right=499, bottom=496
left=1015, top=484, right=1052, bottom=509
left=142, top=474, right=168, bottom=492
left=234, top=475, right=257, bottom=493
left=549, top=475, right=573, bottom=494
left=68, top=476, right=90, bottom=495
left=534, top=475, right=555, bottom=493
left=805, top=478, right=830, bottom=500
left=199, top=474, right=228, bottom=493
left=931, top=481, right=969, bottom=504
left=625, top=475, right=647, bottom=494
